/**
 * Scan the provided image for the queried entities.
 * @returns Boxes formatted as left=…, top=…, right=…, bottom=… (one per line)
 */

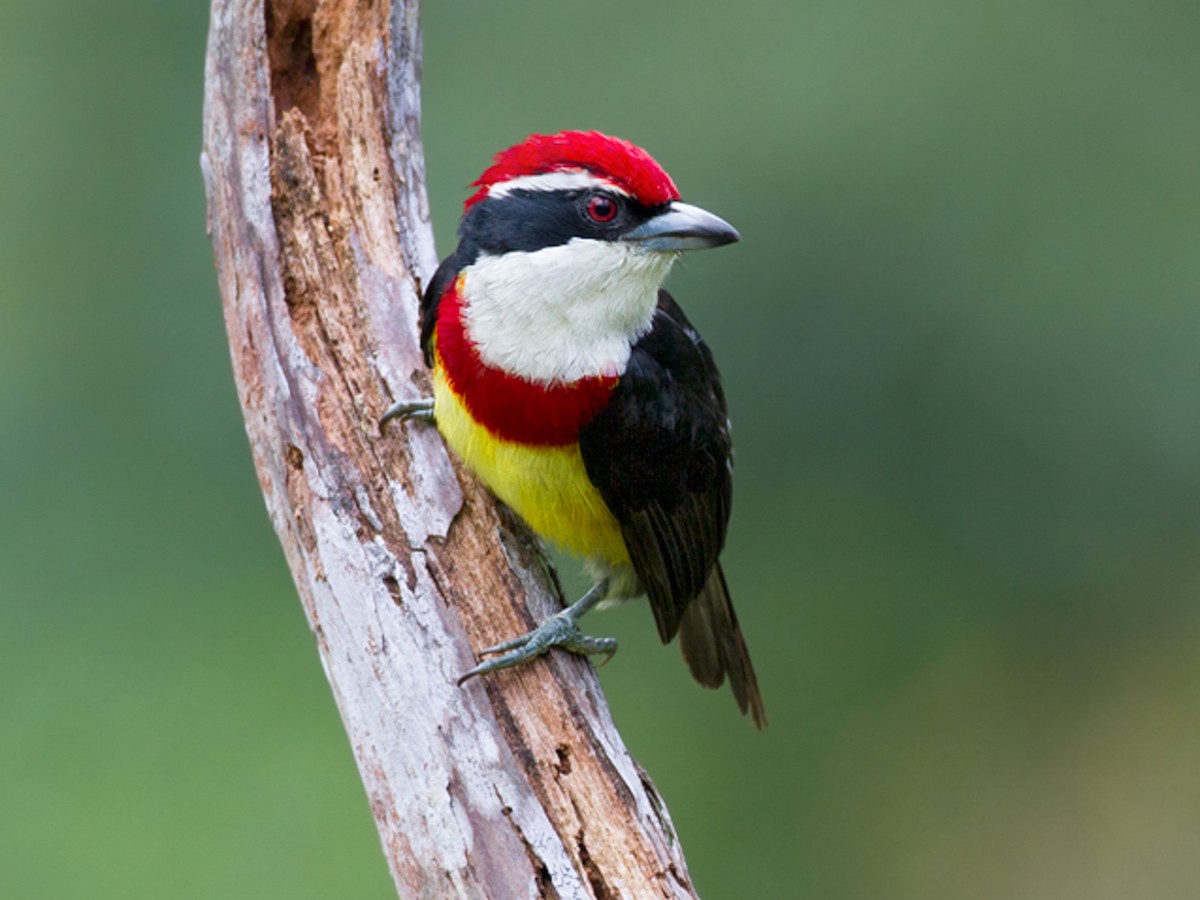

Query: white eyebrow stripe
left=487, top=170, right=629, bottom=200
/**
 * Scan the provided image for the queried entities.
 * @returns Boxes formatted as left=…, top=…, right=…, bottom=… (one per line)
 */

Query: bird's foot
left=380, top=397, right=434, bottom=432
left=458, top=580, right=615, bottom=685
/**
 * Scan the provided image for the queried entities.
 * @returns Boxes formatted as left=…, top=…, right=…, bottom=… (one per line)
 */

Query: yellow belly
left=432, top=365, right=630, bottom=568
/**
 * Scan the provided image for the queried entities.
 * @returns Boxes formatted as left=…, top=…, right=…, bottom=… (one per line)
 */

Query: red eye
left=586, top=194, right=618, bottom=223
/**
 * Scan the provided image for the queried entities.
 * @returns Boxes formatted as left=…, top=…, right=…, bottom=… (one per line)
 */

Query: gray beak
left=621, top=201, right=741, bottom=251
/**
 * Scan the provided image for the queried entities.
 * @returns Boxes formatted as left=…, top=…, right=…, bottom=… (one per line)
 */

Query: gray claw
left=380, top=398, right=435, bottom=432
left=457, top=580, right=616, bottom=685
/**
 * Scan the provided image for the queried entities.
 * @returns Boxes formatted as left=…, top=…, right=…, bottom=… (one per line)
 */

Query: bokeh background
left=4, top=0, right=1199, bottom=897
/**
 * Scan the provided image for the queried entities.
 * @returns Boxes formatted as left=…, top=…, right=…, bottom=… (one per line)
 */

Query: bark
left=200, top=1, right=696, bottom=897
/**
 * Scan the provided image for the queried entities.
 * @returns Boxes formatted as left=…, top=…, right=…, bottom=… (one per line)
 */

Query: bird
left=383, top=130, right=765, bottom=727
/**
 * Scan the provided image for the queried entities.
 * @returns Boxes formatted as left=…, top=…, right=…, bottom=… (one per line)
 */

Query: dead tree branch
left=201, top=0, right=696, bottom=895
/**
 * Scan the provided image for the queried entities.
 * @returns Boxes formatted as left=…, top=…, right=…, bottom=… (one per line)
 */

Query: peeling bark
left=201, top=1, right=697, bottom=896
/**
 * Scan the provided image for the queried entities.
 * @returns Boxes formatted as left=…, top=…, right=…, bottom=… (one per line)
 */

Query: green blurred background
left=4, top=0, right=1199, bottom=896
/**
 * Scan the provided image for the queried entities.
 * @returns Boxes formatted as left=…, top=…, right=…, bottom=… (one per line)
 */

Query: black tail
left=677, top=564, right=767, bottom=728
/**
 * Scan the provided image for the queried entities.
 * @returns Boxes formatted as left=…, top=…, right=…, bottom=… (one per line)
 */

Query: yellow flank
left=432, top=363, right=631, bottom=568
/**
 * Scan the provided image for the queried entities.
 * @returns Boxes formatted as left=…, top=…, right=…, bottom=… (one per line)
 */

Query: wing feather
left=580, top=290, right=765, bottom=725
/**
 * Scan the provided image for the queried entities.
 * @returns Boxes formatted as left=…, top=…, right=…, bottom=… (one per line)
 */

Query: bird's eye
left=585, top=194, right=618, bottom=223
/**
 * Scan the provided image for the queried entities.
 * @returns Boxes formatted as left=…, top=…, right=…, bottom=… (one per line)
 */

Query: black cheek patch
left=461, top=190, right=587, bottom=254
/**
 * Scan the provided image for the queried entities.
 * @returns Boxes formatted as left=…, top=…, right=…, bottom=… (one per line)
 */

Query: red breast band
left=435, top=279, right=617, bottom=446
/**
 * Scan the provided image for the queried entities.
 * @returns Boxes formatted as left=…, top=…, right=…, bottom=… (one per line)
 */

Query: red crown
left=464, top=130, right=680, bottom=211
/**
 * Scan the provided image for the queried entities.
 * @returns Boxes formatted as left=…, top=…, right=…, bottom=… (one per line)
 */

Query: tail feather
left=677, top=565, right=767, bottom=728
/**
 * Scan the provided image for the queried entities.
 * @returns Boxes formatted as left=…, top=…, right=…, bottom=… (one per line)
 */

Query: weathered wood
left=201, top=1, right=697, bottom=896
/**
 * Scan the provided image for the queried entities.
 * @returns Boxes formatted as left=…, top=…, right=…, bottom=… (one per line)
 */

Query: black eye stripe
left=458, top=188, right=663, bottom=255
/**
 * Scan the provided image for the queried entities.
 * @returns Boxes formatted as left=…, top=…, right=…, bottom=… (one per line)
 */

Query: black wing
left=580, top=290, right=732, bottom=631
left=580, top=290, right=765, bottom=726
left=419, top=248, right=473, bottom=366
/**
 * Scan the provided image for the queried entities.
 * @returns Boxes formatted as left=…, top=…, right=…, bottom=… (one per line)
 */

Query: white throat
left=461, top=239, right=676, bottom=384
